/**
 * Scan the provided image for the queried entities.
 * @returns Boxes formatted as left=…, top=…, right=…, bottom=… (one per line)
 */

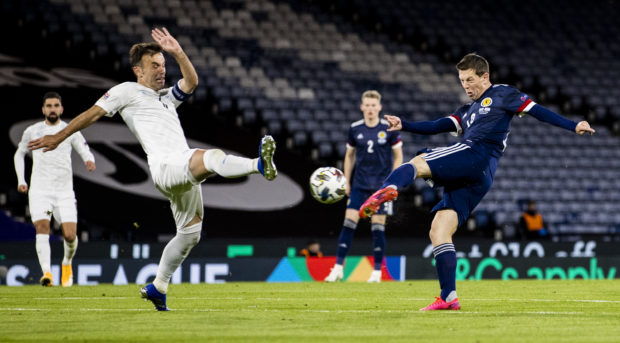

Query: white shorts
left=29, top=191, right=77, bottom=223
left=149, top=149, right=203, bottom=233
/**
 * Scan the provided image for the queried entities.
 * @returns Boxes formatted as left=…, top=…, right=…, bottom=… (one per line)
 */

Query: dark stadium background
left=1, top=0, right=619, bottom=250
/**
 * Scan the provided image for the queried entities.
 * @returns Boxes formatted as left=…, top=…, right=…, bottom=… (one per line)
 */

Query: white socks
left=62, top=239, right=78, bottom=265
left=446, top=290, right=458, bottom=302
left=35, top=234, right=51, bottom=274
left=36, top=234, right=78, bottom=274
left=153, top=227, right=201, bottom=294
left=202, top=149, right=256, bottom=178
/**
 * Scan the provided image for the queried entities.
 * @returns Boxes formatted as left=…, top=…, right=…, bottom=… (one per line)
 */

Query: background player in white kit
left=28, top=28, right=277, bottom=311
left=14, top=92, right=96, bottom=287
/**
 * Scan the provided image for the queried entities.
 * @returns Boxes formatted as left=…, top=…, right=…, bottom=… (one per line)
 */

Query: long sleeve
left=70, top=131, right=95, bottom=163
left=526, top=104, right=577, bottom=132
left=401, top=117, right=458, bottom=135
left=14, top=128, right=31, bottom=186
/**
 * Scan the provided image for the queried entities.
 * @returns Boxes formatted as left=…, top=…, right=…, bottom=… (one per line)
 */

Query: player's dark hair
left=42, top=91, right=62, bottom=106
left=129, top=42, right=163, bottom=67
left=456, top=53, right=489, bottom=76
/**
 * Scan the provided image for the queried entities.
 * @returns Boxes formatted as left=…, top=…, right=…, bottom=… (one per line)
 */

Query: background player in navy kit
left=325, top=90, right=402, bottom=283
left=359, top=53, right=595, bottom=308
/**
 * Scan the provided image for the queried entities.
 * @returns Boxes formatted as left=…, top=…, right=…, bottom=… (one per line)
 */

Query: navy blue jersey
left=422, top=84, right=535, bottom=227
left=450, top=84, right=534, bottom=158
left=348, top=119, right=402, bottom=191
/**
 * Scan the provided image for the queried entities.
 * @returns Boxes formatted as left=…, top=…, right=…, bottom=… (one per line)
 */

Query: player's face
left=135, top=53, right=166, bottom=91
left=458, top=69, right=489, bottom=100
left=360, top=97, right=382, bottom=121
left=42, top=98, right=63, bottom=124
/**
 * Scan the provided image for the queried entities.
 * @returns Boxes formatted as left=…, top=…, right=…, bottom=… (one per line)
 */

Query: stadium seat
left=30, top=0, right=620, bottom=237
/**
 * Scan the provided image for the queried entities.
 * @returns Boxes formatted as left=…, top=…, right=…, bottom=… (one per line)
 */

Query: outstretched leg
left=358, top=163, right=416, bottom=218
left=189, top=136, right=277, bottom=181
left=359, top=155, right=432, bottom=218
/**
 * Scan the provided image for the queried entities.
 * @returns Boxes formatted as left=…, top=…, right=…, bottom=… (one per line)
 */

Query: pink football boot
left=420, top=297, right=461, bottom=311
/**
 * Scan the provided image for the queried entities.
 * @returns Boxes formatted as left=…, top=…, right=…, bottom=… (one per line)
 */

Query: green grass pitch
left=1, top=280, right=618, bottom=342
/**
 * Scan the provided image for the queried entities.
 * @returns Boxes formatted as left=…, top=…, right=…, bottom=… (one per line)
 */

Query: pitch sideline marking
left=0, top=307, right=618, bottom=316
left=26, top=296, right=620, bottom=304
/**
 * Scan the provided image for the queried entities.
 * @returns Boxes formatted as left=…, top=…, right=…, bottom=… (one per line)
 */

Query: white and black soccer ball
left=309, top=167, right=347, bottom=204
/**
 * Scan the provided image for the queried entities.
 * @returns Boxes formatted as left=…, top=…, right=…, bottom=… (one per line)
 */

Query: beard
left=46, top=113, right=59, bottom=123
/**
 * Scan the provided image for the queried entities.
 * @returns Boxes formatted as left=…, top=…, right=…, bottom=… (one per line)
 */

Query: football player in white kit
left=14, top=92, right=96, bottom=287
left=28, top=28, right=277, bottom=310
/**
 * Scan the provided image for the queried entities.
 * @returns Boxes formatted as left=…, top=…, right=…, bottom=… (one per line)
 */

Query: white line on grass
left=255, top=297, right=358, bottom=301
left=29, top=296, right=620, bottom=304
left=179, top=297, right=244, bottom=300
left=33, top=297, right=133, bottom=300
left=461, top=298, right=620, bottom=304
left=1, top=308, right=618, bottom=316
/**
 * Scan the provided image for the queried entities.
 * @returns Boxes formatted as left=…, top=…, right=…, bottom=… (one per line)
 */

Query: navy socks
left=371, top=224, right=385, bottom=270
left=336, top=219, right=357, bottom=265
left=381, top=163, right=417, bottom=189
left=433, top=243, right=457, bottom=301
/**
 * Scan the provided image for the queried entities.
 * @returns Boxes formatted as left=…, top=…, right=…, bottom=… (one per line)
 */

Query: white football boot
left=367, top=270, right=382, bottom=283
left=324, top=264, right=343, bottom=282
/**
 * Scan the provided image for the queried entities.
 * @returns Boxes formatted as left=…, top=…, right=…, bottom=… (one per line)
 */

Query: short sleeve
left=503, top=87, right=536, bottom=114
left=16, top=126, right=32, bottom=154
left=390, top=131, right=402, bottom=149
left=346, top=126, right=356, bottom=148
left=95, top=83, right=129, bottom=117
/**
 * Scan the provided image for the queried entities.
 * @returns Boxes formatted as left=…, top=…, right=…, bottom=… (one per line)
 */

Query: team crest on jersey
left=377, top=131, right=387, bottom=144
left=481, top=97, right=493, bottom=107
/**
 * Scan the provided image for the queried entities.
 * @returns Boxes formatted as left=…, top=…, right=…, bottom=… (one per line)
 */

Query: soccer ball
left=309, top=167, right=347, bottom=204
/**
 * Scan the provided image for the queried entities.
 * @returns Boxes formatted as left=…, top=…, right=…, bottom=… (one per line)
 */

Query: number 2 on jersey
left=366, top=140, right=374, bottom=153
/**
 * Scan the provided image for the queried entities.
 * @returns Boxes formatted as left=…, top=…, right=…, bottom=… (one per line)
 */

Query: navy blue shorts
left=347, top=187, right=394, bottom=215
left=422, top=143, right=497, bottom=227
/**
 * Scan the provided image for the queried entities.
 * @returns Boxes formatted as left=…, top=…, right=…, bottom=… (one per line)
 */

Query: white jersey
left=14, top=120, right=95, bottom=193
left=95, top=81, right=191, bottom=164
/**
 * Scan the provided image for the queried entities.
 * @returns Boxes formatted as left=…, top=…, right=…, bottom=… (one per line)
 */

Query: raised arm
left=28, top=105, right=107, bottom=152
left=151, top=27, right=198, bottom=93
left=384, top=114, right=457, bottom=135
left=526, top=104, right=595, bottom=135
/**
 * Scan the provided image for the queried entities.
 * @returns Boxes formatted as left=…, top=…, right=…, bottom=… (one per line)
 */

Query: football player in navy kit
left=325, top=90, right=403, bottom=283
left=359, top=53, right=595, bottom=309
